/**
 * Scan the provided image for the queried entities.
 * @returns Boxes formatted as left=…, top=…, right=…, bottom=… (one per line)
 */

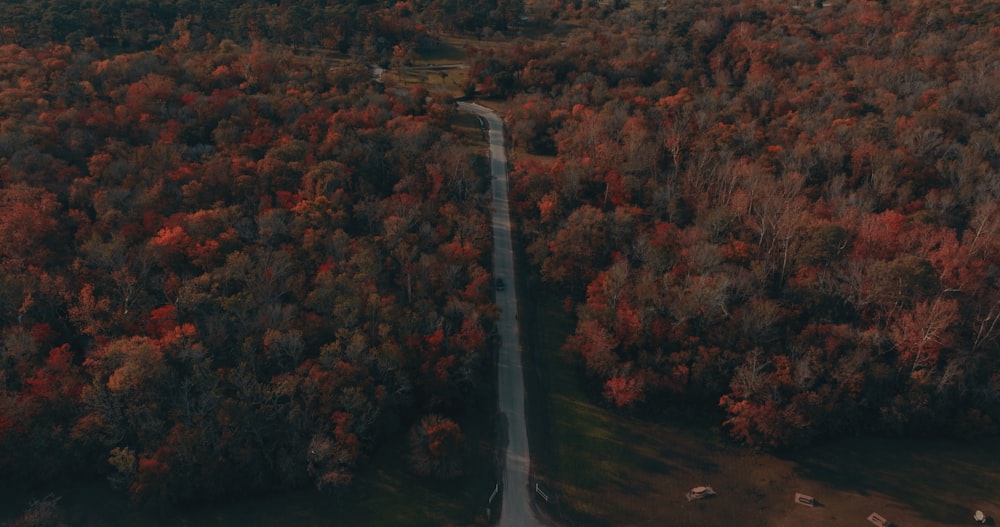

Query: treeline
left=0, top=0, right=524, bottom=53
left=471, top=0, right=1000, bottom=447
left=0, top=36, right=495, bottom=502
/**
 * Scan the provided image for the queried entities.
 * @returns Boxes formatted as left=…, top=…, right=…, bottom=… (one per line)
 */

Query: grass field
left=389, top=64, right=469, bottom=97
left=383, top=36, right=475, bottom=97
left=524, top=295, right=1000, bottom=527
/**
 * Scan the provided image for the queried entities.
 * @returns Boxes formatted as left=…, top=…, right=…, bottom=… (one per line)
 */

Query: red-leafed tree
left=408, top=414, right=465, bottom=479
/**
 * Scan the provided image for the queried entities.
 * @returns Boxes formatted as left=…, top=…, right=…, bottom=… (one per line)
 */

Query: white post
left=535, top=483, right=549, bottom=502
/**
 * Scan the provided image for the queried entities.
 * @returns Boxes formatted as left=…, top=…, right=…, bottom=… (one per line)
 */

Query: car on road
left=495, top=277, right=505, bottom=291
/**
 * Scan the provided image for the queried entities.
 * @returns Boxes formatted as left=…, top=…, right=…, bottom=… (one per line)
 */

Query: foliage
left=408, top=414, right=466, bottom=479
left=3, top=494, right=66, bottom=527
left=492, top=0, right=1000, bottom=448
left=0, top=35, right=494, bottom=502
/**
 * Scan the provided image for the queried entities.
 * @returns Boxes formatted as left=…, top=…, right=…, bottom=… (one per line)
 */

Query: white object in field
left=686, top=485, right=716, bottom=501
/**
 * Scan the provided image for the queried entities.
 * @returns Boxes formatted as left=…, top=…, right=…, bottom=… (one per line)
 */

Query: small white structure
left=867, top=512, right=891, bottom=527
left=794, top=492, right=815, bottom=507
left=974, top=510, right=987, bottom=524
left=686, top=485, right=716, bottom=501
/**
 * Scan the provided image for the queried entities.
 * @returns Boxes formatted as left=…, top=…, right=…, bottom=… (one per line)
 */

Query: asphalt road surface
left=458, top=101, right=546, bottom=527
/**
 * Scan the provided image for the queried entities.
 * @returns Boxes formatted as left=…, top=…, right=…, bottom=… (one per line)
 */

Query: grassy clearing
left=526, top=295, right=1000, bottom=527
left=383, top=37, right=474, bottom=97
left=389, top=66, right=469, bottom=98
left=418, top=35, right=473, bottom=63
left=391, top=32, right=534, bottom=98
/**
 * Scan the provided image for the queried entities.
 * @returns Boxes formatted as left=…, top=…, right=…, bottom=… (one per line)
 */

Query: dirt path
left=458, top=101, right=546, bottom=527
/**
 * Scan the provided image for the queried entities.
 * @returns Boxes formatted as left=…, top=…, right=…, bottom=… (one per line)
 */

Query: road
left=458, top=101, right=546, bottom=527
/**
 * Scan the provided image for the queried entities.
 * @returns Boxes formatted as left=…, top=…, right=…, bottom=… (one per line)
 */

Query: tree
left=0, top=184, right=61, bottom=265
left=889, top=298, right=959, bottom=378
left=538, top=205, right=608, bottom=290
left=408, top=414, right=464, bottom=479
left=4, top=494, right=67, bottom=527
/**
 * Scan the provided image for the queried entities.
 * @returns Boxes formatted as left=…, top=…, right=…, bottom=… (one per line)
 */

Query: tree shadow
left=788, top=436, right=1000, bottom=525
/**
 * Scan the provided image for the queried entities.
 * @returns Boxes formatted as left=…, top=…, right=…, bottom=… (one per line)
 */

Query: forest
left=472, top=0, right=1000, bottom=448
left=0, top=2, right=517, bottom=507
left=1, top=0, right=999, bottom=517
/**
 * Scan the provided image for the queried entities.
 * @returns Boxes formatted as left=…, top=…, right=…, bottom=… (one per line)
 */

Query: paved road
left=458, top=101, right=545, bottom=527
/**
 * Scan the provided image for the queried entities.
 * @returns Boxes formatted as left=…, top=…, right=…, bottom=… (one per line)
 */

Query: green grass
left=525, top=296, right=736, bottom=526
left=384, top=37, right=473, bottom=97
left=525, top=295, right=1000, bottom=527
left=788, top=437, right=1000, bottom=524
left=416, top=36, right=470, bottom=63
left=391, top=66, right=468, bottom=97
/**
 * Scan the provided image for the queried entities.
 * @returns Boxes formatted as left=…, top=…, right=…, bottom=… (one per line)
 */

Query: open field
left=388, top=64, right=469, bottom=97
left=384, top=36, right=475, bottom=97
left=525, top=296, right=1000, bottom=527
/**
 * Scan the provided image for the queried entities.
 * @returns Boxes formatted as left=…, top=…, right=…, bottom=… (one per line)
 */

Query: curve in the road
left=457, top=101, right=546, bottom=527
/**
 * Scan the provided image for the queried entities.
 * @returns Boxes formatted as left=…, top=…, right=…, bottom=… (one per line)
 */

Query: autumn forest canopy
left=1, top=0, right=999, bottom=511
left=0, top=0, right=510, bottom=505
left=478, top=0, right=1000, bottom=448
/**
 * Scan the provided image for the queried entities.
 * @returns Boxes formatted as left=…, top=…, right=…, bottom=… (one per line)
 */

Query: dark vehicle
left=495, top=277, right=505, bottom=291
